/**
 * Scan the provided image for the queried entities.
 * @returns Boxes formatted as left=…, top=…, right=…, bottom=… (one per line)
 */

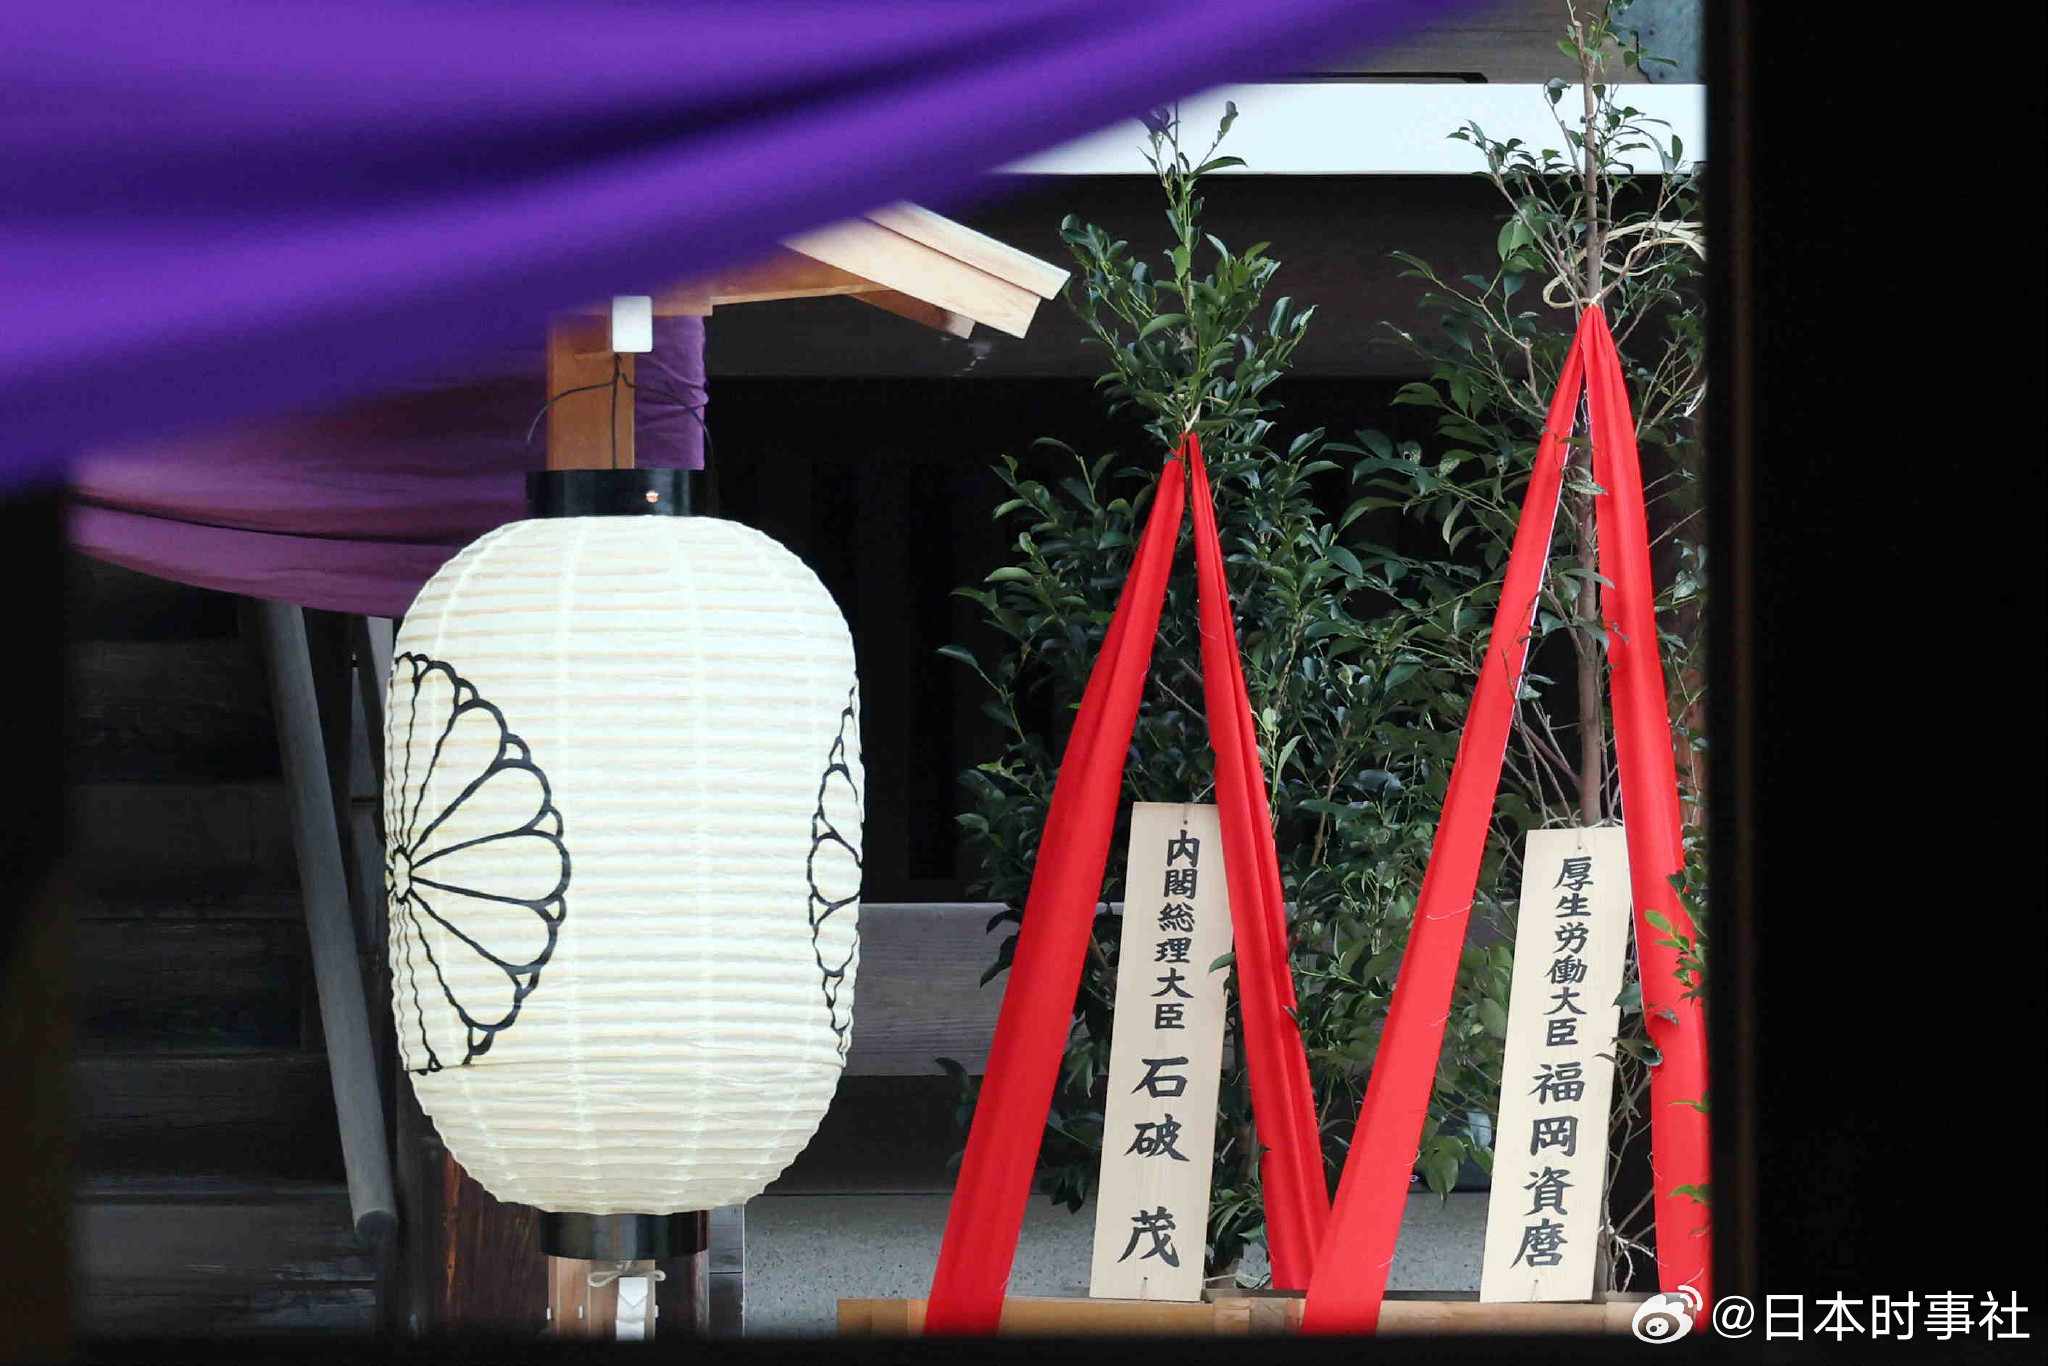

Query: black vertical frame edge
left=1707, top=0, right=2047, bottom=1339
left=1703, top=0, right=1758, bottom=1312
left=0, top=485, right=67, bottom=954
left=0, top=484, right=71, bottom=1363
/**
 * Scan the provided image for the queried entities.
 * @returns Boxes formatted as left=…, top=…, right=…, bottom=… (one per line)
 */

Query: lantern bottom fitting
left=541, top=1211, right=707, bottom=1261
left=526, top=467, right=702, bottom=518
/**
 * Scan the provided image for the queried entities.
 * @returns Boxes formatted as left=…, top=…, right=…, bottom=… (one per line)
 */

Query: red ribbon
left=1583, top=308, right=1711, bottom=1301
left=1301, top=307, right=1709, bottom=1332
left=1187, top=437, right=1329, bottom=1288
left=924, top=435, right=1329, bottom=1334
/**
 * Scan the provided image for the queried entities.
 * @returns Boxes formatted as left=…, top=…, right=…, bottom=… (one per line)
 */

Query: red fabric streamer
left=1582, top=311, right=1711, bottom=1300
left=1301, top=326, right=1589, bottom=1334
left=924, top=451, right=1188, bottom=1337
left=1302, top=308, right=1711, bottom=1332
left=1186, top=436, right=1330, bottom=1289
left=924, top=436, right=1330, bottom=1333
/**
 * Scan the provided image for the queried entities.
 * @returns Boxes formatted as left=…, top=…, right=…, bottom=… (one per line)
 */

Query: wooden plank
left=845, top=1295, right=1638, bottom=1336
left=72, top=918, right=309, bottom=1054
left=836, top=1297, right=874, bottom=1338
left=854, top=289, right=974, bottom=338
left=545, top=315, right=635, bottom=470
left=75, top=1195, right=377, bottom=1286
left=68, top=638, right=278, bottom=782
left=73, top=1054, right=342, bottom=1180
left=548, top=1256, right=618, bottom=1339
left=66, top=781, right=298, bottom=891
left=872, top=1298, right=919, bottom=1336
left=1090, top=806, right=1232, bottom=1302
left=1377, top=1298, right=1637, bottom=1334
left=860, top=204, right=1070, bottom=299
left=78, top=1286, right=379, bottom=1338
left=69, top=887, right=305, bottom=921
left=653, top=247, right=888, bottom=311
left=74, top=1193, right=378, bottom=1337
left=1481, top=827, right=1632, bottom=1303
left=1003, top=1295, right=1221, bottom=1335
left=76, top=1175, right=354, bottom=1199
left=843, top=904, right=1007, bottom=1076
left=784, top=219, right=1043, bottom=338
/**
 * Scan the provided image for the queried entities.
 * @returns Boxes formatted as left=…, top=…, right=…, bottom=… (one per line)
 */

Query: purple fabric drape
left=66, top=318, right=705, bottom=618
left=3, top=1, right=1445, bottom=496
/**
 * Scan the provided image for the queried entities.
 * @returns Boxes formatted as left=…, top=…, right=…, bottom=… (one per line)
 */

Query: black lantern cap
left=541, top=1211, right=706, bottom=1261
left=527, top=467, right=702, bottom=518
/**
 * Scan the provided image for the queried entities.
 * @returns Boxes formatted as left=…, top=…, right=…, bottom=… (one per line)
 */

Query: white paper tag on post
left=1479, top=825, right=1632, bottom=1303
left=610, top=295, right=654, bottom=353
left=1088, top=802, right=1232, bottom=1302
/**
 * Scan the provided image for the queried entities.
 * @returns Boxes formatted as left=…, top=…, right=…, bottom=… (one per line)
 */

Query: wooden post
left=653, top=1214, right=713, bottom=1338
left=388, top=309, right=656, bottom=1341
left=536, top=308, right=722, bottom=1343
left=541, top=307, right=618, bottom=1338
left=545, top=315, right=636, bottom=471
left=549, top=1257, right=620, bottom=1338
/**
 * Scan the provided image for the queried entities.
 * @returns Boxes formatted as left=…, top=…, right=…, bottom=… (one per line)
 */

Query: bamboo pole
left=845, top=1295, right=1644, bottom=1337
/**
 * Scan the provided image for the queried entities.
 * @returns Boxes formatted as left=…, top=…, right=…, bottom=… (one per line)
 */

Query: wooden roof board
left=639, top=204, right=1068, bottom=339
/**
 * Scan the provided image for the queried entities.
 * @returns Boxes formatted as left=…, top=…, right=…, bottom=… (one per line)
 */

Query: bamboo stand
left=841, top=1292, right=1647, bottom=1337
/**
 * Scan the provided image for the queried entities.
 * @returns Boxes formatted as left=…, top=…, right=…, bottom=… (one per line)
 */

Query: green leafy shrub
left=944, top=4, right=1706, bottom=1289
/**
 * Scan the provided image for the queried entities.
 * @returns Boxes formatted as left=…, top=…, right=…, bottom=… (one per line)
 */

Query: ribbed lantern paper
left=383, top=514, right=861, bottom=1214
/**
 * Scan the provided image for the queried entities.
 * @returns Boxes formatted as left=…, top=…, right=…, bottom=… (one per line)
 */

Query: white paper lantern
left=384, top=492, right=861, bottom=1217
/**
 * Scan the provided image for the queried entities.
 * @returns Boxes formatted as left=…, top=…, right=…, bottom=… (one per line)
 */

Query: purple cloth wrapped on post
left=67, top=319, right=705, bottom=618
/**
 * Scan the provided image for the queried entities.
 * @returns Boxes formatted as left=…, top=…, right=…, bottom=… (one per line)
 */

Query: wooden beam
left=638, top=206, right=1069, bottom=338
left=784, top=218, right=1043, bottom=337
left=862, top=203, right=1070, bottom=300
left=854, top=290, right=974, bottom=339
left=545, top=316, right=635, bottom=470
left=653, top=247, right=889, bottom=314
